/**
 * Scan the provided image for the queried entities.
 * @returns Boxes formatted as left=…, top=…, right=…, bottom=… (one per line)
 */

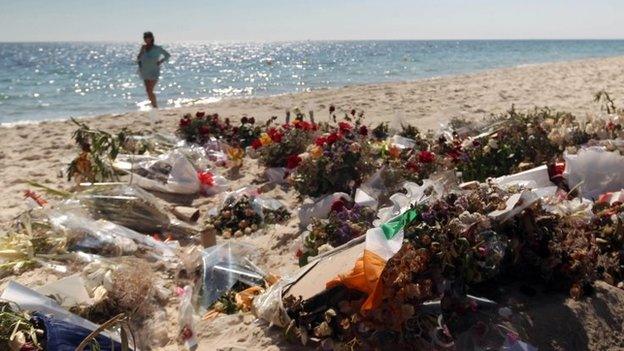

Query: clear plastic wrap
left=76, top=184, right=171, bottom=234
left=126, top=149, right=200, bottom=194
left=265, top=167, right=288, bottom=184
left=48, top=210, right=137, bottom=256
left=298, top=192, right=352, bottom=228
left=198, top=242, right=266, bottom=312
left=1, top=281, right=119, bottom=341
left=197, top=171, right=229, bottom=196
left=178, top=285, right=198, bottom=351
left=252, top=276, right=293, bottom=328
left=564, top=146, right=624, bottom=199
left=48, top=209, right=175, bottom=259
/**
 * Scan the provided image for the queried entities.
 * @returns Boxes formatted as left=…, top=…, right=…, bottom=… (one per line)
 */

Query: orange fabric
left=326, top=249, right=386, bottom=311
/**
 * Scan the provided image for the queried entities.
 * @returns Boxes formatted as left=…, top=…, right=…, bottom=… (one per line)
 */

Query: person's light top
left=138, top=45, right=170, bottom=80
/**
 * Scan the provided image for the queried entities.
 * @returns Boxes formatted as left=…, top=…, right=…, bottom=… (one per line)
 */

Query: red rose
left=197, top=171, right=215, bottom=186
left=295, top=121, right=313, bottom=131
left=251, top=139, right=262, bottom=150
left=249, top=117, right=255, bottom=124
left=331, top=199, right=346, bottom=212
left=327, top=132, right=342, bottom=144
left=315, top=136, right=327, bottom=146
left=286, top=154, right=302, bottom=169
left=339, top=121, right=353, bottom=133
left=179, top=117, right=191, bottom=127
left=195, top=111, right=205, bottom=118
left=406, top=161, right=419, bottom=172
left=358, top=125, right=368, bottom=136
left=418, top=150, right=435, bottom=163
left=241, top=116, right=249, bottom=124
left=199, top=125, right=211, bottom=135
left=447, top=149, right=461, bottom=161
left=268, top=128, right=283, bottom=143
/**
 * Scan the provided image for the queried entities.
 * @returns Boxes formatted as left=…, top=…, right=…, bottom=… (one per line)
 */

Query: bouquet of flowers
left=67, top=118, right=128, bottom=183
left=292, top=121, right=376, bottom=198
left=204, top=195, right=262, bottom=238
left=178, top=112, right=262, bottom=148
left=299, top=199, right=377, bottom=266
left=457, top=108, right=584, bottom=181
left=251, top=120, right=317, bottom=168
left=284, top=185, right=512, bottom=348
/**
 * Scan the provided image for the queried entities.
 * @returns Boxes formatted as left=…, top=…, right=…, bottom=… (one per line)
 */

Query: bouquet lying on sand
left=3, top=91, right=624, bottom=350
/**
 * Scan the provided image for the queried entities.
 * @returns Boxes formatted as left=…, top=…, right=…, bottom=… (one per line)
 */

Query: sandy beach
left=2, top=55, right=624, bottom=350
left=4, top=55, right=624, bottom=222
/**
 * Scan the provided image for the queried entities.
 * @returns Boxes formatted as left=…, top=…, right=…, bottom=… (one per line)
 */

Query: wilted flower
left=418, top=150, right=435, bottom=163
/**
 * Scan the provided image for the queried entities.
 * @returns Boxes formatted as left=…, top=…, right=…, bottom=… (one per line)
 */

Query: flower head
left=339, top=122, right=353, bottom=133
left=251, top=139, right=262, bottom=150
left=359, top=125, right=369, bottom=136
left=286, top=154, right=302, bottom=169
left=418, top=150, right=436, bottom=163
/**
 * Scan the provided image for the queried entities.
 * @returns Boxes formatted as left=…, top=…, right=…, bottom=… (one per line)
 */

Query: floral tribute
left=299, top=199, right=377, bottom=266
left=283, top=180, right=624, bottom=349
left=292, top=120, right=376, bottom=198
left=178, top=112, right=262, bottom=148
left=251, top=120, right=317, bottom=168
left=204, top=195, right=263, bottom=239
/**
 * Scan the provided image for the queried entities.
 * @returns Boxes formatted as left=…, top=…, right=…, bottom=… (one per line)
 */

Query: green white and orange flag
left=326, top=207, right=419, bottom=311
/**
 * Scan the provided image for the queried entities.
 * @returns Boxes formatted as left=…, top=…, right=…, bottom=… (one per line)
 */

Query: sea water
left=2, top=40, right=624, bottom=124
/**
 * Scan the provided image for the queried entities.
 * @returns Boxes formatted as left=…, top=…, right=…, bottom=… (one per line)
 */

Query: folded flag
left=327, top=207, right=419, bottom=311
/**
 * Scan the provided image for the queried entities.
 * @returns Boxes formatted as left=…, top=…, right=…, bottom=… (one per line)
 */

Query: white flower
left=487, top=139, right=499, bottom=150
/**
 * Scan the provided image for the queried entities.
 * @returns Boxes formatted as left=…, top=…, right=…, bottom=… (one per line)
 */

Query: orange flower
left=388, top=145, right=401, bottom=159
left=227, top=147, right=244, bottom=161
left=259, top=133, right=273, bottom=146
left=310, top=145, right=323, bottom=158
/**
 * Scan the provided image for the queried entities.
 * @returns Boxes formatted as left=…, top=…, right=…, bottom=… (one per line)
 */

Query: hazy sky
left=1, top=0, right=623, bottom=42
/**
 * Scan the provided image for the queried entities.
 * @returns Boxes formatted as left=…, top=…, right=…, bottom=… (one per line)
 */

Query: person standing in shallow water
left=137, top=31, right=170, bottom=108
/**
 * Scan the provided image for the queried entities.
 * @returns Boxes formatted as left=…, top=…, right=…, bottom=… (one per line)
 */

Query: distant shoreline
left=3, top=40, right=624, bottom=124
left=2, top=53, right=624, bottom=127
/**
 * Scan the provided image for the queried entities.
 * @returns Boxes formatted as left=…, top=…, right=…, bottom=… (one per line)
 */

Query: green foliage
left=67, top=118, right=128, bottom=183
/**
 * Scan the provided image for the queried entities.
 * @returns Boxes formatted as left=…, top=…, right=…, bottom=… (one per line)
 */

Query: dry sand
left=1, top=55, right=624, bottom=350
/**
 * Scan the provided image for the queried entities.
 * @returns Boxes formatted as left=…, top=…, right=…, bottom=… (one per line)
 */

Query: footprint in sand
left=21, top=154, right=42, bottom=161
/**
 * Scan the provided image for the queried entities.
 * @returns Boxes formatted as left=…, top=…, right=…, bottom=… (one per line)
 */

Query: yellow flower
left=259, top=133, right=273, bottom=146
left=227, top=147, right=244, bottom=161
left=310, top=145, right=322, bottom=159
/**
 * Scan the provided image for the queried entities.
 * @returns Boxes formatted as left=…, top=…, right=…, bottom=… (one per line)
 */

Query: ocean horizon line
left=2, top=38, right=624, bottom=44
